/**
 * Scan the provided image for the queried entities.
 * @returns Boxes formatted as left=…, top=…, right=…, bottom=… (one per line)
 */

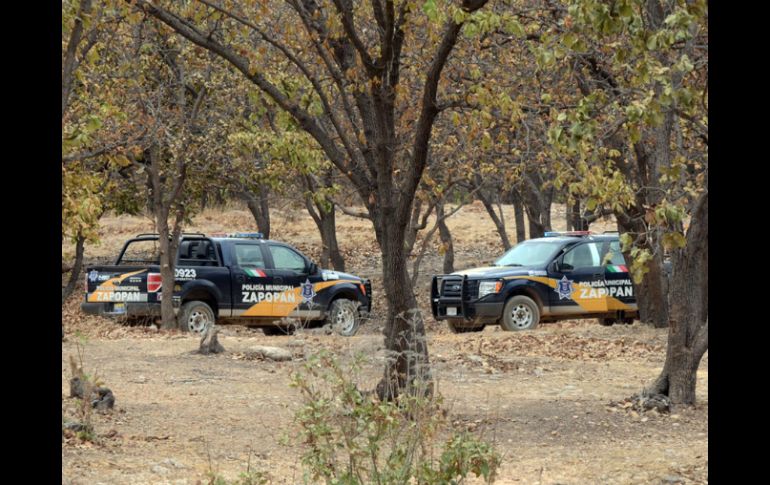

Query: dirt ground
left=62, top=203, right=708, bottom=484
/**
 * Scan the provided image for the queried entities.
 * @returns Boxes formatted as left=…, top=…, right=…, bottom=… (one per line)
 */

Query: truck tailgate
left=84, top=266, right=158, bottom=304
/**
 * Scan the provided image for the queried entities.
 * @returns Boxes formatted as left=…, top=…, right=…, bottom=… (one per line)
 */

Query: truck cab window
left=269, top=245, right=306, bottom=273
left=118, top=240, right=160, bottom=265
left=562, top=242, right=601, bottom=269
left=235, top=244, right=266, bottom=268
left=178, top=239, right=220, bottom=267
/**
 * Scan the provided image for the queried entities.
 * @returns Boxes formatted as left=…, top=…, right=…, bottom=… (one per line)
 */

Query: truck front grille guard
left=364, top=279, right=372, bottom=312
left=432, top=274, right=470, bottom=319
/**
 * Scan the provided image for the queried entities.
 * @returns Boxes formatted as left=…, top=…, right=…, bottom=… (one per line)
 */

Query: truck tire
left=178, top=301, right=216, bottom=334
left=447, top=319, right=486, bottom=333
left=598, top=317, right=617, bottom=326
left=327, top=299, right=361, bottom=337
left=501, top=295, right=540, bottom=331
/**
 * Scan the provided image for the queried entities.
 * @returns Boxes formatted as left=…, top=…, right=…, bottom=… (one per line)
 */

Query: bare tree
left=133, top=0, right=491, bottom=398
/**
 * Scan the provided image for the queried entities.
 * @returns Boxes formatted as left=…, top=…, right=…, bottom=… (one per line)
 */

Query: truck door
left=265, top=244, right=312, bottom=317
left=600, top=239, right=636, bottom=309
left=230, top=243, right=272, bottom=317
left=549, top=241, right=608, bottom=315
left=177, top=238, right=232, bottom=315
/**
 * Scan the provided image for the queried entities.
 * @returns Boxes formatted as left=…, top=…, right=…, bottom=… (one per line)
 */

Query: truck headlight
left=478, top=280, right=503, bottom=298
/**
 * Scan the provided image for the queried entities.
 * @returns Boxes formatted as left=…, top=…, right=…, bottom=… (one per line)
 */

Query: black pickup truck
left=431, top=231, right=640, bottom=332
left=82, top=233, right=372, bottom=336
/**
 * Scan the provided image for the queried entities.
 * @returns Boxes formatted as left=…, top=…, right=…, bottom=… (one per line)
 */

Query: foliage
left=540, top=0, right=707, bottom=281
left=291, top=350, right=500, bottom=484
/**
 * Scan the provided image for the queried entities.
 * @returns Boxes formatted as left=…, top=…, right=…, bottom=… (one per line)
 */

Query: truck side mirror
left=308, top=262, right=318, bottom=275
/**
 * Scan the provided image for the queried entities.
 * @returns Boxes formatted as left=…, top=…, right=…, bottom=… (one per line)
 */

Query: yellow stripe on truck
left=502, top=275, right=631, bottom=313
left=87, top=270, right=148, bottom=303
left=243, top=280, right=358, bottom=317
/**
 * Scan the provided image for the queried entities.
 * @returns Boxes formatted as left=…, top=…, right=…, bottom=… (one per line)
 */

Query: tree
left=132, top=0, right=495, bottom=398
left=62, top=0, right=142, bottom=303
left=542, top=0, right=707, bottom=405
left=120, top=17, right=234, bottom=328
left=226, top=87, right=347, bottom=269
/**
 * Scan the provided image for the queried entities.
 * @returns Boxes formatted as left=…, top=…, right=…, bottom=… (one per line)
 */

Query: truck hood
left=451, top=265, right=548, bottom=279
left=320, top=269, right=363, bottom=282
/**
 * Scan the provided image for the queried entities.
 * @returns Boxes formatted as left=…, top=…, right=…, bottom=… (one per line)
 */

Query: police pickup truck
left=431, top=231, right=638, bottom=332
left=81, top=233, right=372, bottom=336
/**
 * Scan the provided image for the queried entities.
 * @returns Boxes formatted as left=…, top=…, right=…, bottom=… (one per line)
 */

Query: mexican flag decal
left=606, top=265, right=628, bottom=273
left=244, top=268, right=267, bottom=277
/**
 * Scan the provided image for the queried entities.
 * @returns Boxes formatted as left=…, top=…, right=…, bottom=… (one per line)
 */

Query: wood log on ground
left=247, top=346, right=292, bottom=361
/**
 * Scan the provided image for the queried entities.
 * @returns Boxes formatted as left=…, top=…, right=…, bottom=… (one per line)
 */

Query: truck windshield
left=494, top=239, right=565, bottom=267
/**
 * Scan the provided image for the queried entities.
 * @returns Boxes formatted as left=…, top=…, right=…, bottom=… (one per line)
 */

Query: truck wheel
left=501, top=295, right=540, bottom=331
left=178, top=301, right=215, bottom=334
left=597, top=317, right=617, bottom=326
left=327, top=299, right=361, bottom=337
left=447, top=319, right=486, bottom=333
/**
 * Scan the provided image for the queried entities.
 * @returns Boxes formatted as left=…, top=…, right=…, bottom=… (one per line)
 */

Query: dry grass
left=62, top=203, right=707, bottom=485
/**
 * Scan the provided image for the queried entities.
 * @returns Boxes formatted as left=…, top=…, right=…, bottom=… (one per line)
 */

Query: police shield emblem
left=88, top=270, right=99, bottom=283
left=555, top=276, right=574, bottom=300
left=301, top=279, right=316, bottom=304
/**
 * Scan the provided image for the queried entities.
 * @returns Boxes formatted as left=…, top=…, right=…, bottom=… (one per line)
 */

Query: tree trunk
left=528, top=215, right=544, bottom=239
left=524, top=196, right=552, bottom=239
left=645, top=192, right=708, bottom=407
left=147, top=146, right=185, bottom=330
left=242, top=189, right=271, bottom=239
left=62, top=233, right=86, bottom=304
left=316, top=205, right=345, bottom=271
left=375, top=216, right=432, bottom=401
left=436, top=202, right=454, bottom=274
left=511, top=190, right=526, bottom=243
left=303, top=176, right=346, bottom=272
left=571, top=199, right=587, bottom=231
left=156, top=214, right=181, bottom=330
left=617, top=218, right=669, bottom=328
left=478, top=191, right=511, bottom=251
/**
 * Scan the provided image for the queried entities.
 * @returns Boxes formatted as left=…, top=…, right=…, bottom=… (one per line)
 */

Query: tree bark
left=62, top=233, right=86, bottom=304
left=570, top=199, right=588, bottom=231
left=374, top=216, right=432, bottom=401
left=307, top=200, right=346, bottom=271
left=528, top=214, right=545, bottom=239
left=62, top=0, right=93, bottom=119
left=511, top=190, right=526, bottom=243
left=242, top=189, right=271, bottom=239
left=645, top=192, right=708, bottom=407
left=478, top=190, right=511, bottom=251
left=522, top=179, right=553, bottom=239
left=147, top=146, right=186, bottom=330
left=617, top=218, right=670, bottom=328
left=436, top=202, right=455, bottom=274
left=302, top=173, right=345, bottom=271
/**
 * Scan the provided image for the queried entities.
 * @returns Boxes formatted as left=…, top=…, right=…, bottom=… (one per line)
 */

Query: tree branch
left=333, top=201, right=372, bottom=220
left=132, top=0, right=373, bottom=197
left=330, top=0, right=380, bottom=75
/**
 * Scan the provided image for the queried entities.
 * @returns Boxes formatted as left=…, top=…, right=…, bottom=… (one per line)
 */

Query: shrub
left=291, top=350, right=500, bottom=484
